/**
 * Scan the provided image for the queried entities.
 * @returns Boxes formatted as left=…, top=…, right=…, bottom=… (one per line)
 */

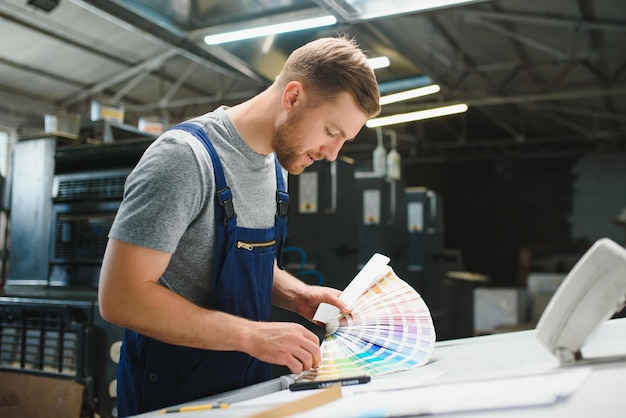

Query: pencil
left=159, top=402, right=229, bottom=414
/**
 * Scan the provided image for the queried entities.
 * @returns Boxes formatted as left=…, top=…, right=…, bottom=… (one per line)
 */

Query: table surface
left=137, top=317, right=626, bottom=417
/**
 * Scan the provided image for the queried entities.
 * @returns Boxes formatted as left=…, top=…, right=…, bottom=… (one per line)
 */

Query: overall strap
left=174, top=122, right=236, bottom=227
left=173, top=122, right=237, bottom=290
left=273, top=155, right=289, bottom=269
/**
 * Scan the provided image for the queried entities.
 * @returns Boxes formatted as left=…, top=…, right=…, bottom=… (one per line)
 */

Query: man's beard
left=272, top=110, right=306, bottom=175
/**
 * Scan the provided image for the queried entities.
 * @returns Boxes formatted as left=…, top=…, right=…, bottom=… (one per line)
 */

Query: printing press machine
left=0, top=128, right=154, bottom=418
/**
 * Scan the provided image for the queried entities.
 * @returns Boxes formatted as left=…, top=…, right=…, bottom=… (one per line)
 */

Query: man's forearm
left=271, top=262, right=307, bottom=312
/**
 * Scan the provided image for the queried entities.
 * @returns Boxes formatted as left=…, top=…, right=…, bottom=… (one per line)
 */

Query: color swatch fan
left=307, top=254, right=436, bottom=381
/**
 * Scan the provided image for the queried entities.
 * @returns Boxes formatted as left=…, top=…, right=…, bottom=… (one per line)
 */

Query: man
left=98, top=35, right=381, bottom=416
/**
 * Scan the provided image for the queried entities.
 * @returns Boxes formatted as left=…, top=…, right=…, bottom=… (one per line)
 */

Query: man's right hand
left=242, top=321, right=321, bottom=373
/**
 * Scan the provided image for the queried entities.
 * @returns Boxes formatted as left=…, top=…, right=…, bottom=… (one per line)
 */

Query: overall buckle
left=276, top=191, right=289, bottom=217
left=217, top=187, right=236, bottom=224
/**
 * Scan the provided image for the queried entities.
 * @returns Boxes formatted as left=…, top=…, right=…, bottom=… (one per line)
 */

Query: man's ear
left=282, top=81, right=305, bottom=111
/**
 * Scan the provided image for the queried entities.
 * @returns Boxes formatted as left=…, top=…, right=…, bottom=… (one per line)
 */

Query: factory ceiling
left=1, top=0, right=625, bottom=162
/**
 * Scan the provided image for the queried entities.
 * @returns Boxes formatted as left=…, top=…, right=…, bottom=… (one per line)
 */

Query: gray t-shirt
left=109, top=107, right=285, bottom=307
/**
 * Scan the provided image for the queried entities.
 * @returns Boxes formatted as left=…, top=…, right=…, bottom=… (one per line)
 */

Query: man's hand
left=272, top=262, right=351, bottom=323
left=243, top=321, right=321, bottom=373
left=293, top=285, right=351, bottom=323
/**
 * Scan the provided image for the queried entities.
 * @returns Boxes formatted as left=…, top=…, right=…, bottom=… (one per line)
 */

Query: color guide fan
left=305, top=254, right=436, bottom=381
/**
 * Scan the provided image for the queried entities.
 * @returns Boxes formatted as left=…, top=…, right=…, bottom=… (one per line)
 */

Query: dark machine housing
left=1, top=126, right=153, bottom=418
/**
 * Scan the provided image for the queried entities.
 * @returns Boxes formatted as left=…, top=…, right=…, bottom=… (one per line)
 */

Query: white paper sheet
left=290, top=367, right=591, bottom=417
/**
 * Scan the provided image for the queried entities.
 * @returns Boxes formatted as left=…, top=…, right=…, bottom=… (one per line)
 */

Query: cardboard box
left=0, top=371, right=83, bottom=418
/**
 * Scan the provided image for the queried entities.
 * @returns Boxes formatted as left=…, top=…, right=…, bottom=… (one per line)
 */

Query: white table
left=137, top=317, right=626, bottom=417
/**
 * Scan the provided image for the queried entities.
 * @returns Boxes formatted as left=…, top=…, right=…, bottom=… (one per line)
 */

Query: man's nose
left=322, top=141, right=342, bottom=161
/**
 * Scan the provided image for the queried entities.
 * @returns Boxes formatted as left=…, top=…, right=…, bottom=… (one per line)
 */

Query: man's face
left=273, top=91, right=368, bottom=175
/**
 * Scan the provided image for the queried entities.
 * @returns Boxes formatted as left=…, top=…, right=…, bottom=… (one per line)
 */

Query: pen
left=158, top=402, right=229, bottom=414
left=288, top=375, right=371, bottom=391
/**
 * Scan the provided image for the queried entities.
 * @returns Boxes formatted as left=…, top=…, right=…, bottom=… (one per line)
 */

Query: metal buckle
left=276, top=191, right=289, bottom=217
left=217, top=187, right=236, bottom=223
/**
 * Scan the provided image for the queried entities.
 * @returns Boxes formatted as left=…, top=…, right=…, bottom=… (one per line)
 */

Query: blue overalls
left=116, top=122, right=288, bottom=417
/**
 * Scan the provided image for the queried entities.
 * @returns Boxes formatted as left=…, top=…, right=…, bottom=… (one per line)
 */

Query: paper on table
left=349, top=368, right=445, bottom=394
left=290, top=367, right=591, bottom=417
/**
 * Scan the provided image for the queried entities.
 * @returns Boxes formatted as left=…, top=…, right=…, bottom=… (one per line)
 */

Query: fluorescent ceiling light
left=204, top=16, right=337, bottom=45
left=379, top=84, right=441, bottom=105
left=366, top=103, right=468, bottom=128
left=368, top=56, right=390, bottom=70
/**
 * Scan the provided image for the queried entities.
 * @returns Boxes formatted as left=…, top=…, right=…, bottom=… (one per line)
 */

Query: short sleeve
left=109, top=135, right=208, bottom=253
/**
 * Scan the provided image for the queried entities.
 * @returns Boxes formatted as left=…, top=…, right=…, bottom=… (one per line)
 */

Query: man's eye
left=326, top=129, right=336, bottom=137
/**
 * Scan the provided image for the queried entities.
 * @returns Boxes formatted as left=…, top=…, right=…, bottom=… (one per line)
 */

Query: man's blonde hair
left=276, top=35, right=381, bottom=118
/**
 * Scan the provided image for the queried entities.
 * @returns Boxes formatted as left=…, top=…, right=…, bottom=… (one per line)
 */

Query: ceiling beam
left=531, top=102, right=626, bottom=122
left=0, top=56, right=85, bottom=89
left=124, top=89, right=261, bottom=113
left=477, top=20, right=567, bottom=60
left=159, top=62, right=199, bottom=107
left=488, top=1, right=547, bottom=88
left=428, top=14, right=499, bottom=92
left=475, top=106, right=524, bottom=142
left=0, top=3, right=135, bottom=64
left=59, top=50, right=178, bottom=106
left=465, top=9, right=626, bottom=32
left=74, top=0, right=265, bottom=84
left=528, top=106, right=592, bottom=138
left=0, top=0, right=229, bottom=109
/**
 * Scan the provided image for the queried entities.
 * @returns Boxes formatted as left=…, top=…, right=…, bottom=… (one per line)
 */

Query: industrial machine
left=354, top=173, right=408, bottom=282
left=405, top=188, right=445, bottom=307
left=404, top=187, right=472, bottom=340
left=405, top=188, right=444, bottom=275
left=1, top=128, right=153, bottom=418
left=283, top=157, right=360, bottom=291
